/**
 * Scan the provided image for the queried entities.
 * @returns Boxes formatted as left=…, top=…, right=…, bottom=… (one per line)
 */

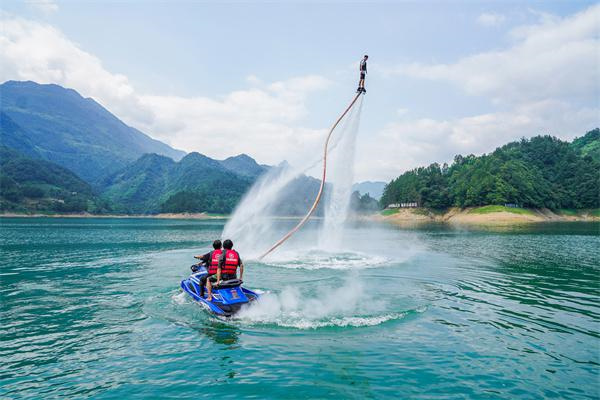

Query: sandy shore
left=373, top=207, right=599, bottom=226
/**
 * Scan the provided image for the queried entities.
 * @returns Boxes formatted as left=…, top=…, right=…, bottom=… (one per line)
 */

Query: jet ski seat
left=215, top=279, right=243, bottom=289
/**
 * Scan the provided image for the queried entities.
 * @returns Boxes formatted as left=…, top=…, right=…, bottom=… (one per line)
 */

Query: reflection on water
left=0, top=218, right=598, bottom=399
left=200, top=322, right=241, bottom=347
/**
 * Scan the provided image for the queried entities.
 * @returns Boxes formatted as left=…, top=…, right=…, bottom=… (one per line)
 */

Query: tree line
left=380, top=131, right=600, bottom=210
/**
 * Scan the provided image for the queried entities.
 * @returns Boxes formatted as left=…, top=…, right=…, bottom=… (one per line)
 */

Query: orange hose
left=258, top=92, right=363, bottom=260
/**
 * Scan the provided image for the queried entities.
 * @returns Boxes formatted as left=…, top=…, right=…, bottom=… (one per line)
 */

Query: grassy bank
left=468, top=205, right=535, bottom=216
left=377, top=206, right=600, bottom=225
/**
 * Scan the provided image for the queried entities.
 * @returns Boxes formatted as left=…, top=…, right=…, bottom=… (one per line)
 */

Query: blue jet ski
left=181, top=265, right=259, bottom=317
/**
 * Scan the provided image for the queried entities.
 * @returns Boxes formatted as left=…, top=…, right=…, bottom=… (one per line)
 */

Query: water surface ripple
left=1, top=218, right=598, bottom=399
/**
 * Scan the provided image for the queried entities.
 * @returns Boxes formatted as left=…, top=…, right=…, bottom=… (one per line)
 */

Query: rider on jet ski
left=193, top=239, right=222, bottom=297
left=206, top=239, right=244, bottom=301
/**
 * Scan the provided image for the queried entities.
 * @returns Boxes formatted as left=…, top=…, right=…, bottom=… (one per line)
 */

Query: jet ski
left=181, top=265, right=259, bottom=317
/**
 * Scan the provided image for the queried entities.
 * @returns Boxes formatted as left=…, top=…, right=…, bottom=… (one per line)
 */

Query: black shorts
left=209, top=273, right=236, bottom=283
left=360, top=72, right=365, bottom=79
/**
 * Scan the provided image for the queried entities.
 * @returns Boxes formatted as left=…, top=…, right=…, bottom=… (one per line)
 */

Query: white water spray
left=319, top=98, right=363, bottom=250
left=234, top=274, right=404, bottom=329
left=223, top=96, right=364, bottom=258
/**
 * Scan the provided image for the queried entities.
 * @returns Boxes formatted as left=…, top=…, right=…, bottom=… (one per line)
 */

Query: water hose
left=258, top=92, right=363, bottom=260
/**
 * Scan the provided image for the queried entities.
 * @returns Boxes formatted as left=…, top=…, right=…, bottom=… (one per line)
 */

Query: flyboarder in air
left=357, top=54, right=368, bottom=93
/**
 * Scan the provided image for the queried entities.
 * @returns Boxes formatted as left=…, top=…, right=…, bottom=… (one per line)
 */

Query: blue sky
left=1, top=1, right=598, bottom=180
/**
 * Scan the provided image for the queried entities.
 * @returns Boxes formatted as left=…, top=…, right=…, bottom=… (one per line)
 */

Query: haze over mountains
left=352, top=181, right=386, bottom=200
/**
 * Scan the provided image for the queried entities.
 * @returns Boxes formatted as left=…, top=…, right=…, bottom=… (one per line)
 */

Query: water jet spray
left=257, top=92, right=364, bottom=260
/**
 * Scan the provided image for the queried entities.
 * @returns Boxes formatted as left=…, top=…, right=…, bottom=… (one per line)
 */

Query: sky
left=1, top=0, right=598, bottom=181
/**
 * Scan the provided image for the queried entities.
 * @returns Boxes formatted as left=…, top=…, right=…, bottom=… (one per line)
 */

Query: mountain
left=350, top=191, right=380, bottom=213
left=0, top=81, right=185, bottom=182
left=381, top=130, right=600, bottom=210
left=220, top=154, right=267, bottom=178
left=0, top=146, right=106, bottom=213
left=270, top=174, right=325, bottom=216
left=100, top=152, right=254, bottom=213
left=352, top=181, right=387, bottom=200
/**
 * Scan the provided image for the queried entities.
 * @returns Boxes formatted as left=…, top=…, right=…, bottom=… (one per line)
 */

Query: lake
left=1, top=218, right=598, bottom=399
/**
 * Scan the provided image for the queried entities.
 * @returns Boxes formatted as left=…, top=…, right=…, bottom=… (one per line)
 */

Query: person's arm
left=239, top=261, right=244, bottom=281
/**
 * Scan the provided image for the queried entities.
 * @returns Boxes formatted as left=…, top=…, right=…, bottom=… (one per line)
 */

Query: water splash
left=234, top=274, right=406, bottom=329
left=319, top=97, right=363, bottom=250
left=261, top=248, right=389, bottom=270
left=223, top=96, right=364, bottom=258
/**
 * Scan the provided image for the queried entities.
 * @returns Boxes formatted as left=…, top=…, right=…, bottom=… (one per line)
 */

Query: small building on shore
left=387, top=202, right=419, bottom=209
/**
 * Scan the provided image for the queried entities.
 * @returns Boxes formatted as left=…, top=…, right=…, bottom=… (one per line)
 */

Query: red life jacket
left=208, top=249, right=223, bottom=275
left=221, top=249, right=239, bottom=276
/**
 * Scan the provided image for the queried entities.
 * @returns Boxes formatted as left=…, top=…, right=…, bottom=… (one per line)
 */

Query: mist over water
left=223, top=96, right=364, bottom=258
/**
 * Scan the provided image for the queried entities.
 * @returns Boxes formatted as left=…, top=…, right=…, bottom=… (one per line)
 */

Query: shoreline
left=2, top=207, right=599, bottom=226
left=0, top=212, right=227, bottom=219
left=370, top=207, right=600, bottom=226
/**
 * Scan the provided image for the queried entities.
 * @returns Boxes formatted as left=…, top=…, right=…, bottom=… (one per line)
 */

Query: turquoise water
left=1, top=218, right=598, bottom=399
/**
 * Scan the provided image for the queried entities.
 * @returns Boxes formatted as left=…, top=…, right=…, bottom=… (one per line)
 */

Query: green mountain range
left=0, top=81, right=185, bottom=182
left=0, top=81, right=276, bottom=214
left=381, top=129, right=600, bottom=210
left=99, top=152, right=264, bottom=214
left=1, top=80, right=596, bottom=215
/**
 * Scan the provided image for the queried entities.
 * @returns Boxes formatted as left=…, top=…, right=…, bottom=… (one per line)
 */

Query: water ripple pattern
left=1, top=218, right=598, bottom=399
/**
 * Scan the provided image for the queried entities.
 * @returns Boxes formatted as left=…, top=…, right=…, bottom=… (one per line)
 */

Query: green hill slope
left=572, top=128, right=600, bottom=162
left=100, top=152, right=254, bottom=214
left=0, top=81, right=185, bottom=182
left=0, top=146, right=106, bottom=213
left=381, top=130, right=600, bottom=210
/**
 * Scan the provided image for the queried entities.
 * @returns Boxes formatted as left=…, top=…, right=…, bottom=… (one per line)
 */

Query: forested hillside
left=381, top=130, right=600, bottom=210
left=0, top=146, right=107, bottom=213
left=100, top=153, right=256, bottom=214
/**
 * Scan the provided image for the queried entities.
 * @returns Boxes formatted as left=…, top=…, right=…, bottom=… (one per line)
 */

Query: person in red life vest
left=193, top=239, right=222, bottom=298
left=206, top=239, right=244, bottom=300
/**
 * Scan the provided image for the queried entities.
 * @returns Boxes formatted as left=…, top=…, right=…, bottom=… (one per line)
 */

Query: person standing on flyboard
left=357, top=55, right=368, bottom=93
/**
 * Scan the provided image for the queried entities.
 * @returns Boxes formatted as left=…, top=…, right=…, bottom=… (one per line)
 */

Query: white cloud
left=25, top=0, right=58, bottom=14
left=477, top=12, right=505, bottom=27
left=0, top=16, right=331, bottom=167
left=1, top=6, right=598, bottom=182
left=393, top=4, right=600, bottom=106
left=361, top=4, right=600, bottom=180
left=356, top=100, right=598, bottom=181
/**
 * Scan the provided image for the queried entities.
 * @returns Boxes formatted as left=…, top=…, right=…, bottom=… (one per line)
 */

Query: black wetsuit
left=195, top=251, right=211, bottom=296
